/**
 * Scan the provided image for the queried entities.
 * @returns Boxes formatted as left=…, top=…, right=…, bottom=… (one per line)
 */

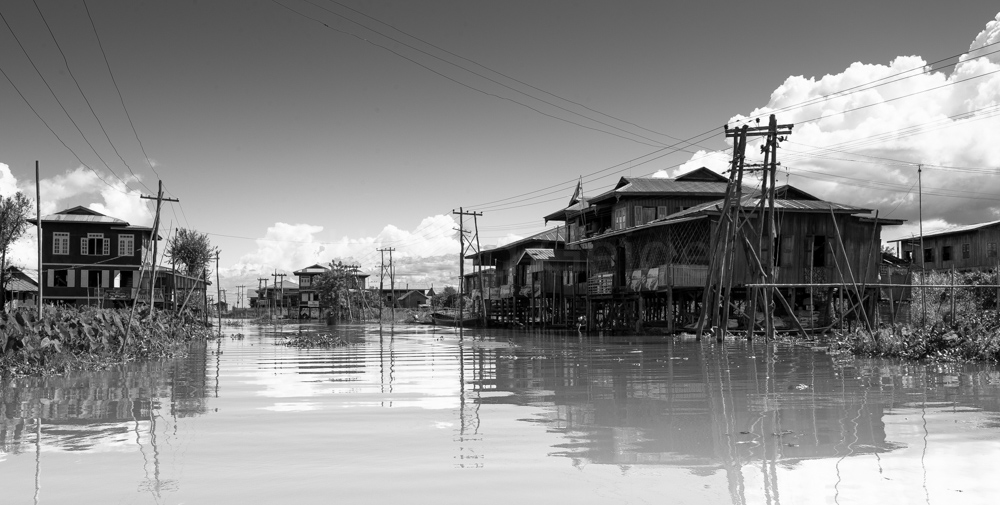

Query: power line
left=82, top=0, right=161, bottom=181
left=0, top=6, right=133, bottom=192
left=30, top=0, right=151, bottom=194
left=270, top=0, right=678, bottom=149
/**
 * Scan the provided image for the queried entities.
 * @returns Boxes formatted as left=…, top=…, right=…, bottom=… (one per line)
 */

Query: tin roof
left=889, top=219, right=1000, bottom=243
left=472, top=227, right=566, bottom=258
left=664, top=195, right=871, bottom=221
left=587, top=177, right=732, bottom=204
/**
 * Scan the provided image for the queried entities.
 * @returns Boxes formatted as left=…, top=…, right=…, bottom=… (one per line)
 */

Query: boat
left=430, top=311, right=480, bottom=327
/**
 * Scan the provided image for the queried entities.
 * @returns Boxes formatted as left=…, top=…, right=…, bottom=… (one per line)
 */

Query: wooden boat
left=431, top=311, right=480, bottom=327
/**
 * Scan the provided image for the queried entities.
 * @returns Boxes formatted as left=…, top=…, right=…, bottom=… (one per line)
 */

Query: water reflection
left=3, top=322, right=1000, bottom=504
left=1, top=340, right=210, bottom=502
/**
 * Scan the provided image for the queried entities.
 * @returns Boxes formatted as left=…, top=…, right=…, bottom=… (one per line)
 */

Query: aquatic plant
left=0, top=306, right=212, bottom=375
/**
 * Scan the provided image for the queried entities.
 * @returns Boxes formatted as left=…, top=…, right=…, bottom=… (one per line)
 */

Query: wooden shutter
left=80, top=270, right=89, bottom=288
left=47, top=270, right=54, bottom=287
left=633, top=206, right=642, bottom=227
left=657, top=206, right=667, bottom=219
left=67, top=270, right=75, bottom=288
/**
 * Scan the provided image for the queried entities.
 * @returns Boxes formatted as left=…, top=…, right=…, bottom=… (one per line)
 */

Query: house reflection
left=0, top=340, right=210, bottom=455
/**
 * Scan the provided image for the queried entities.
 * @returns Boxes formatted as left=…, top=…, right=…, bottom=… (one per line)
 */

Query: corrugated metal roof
left=589, top=178, right=732, bottom=203
left=475, top=228, right=565, bottom=257
left=664, top=195, right=870, bottom=221
left=38, top=214, right=127, bottom=224
left=890, top=219, right=1000, bottom=242
left=6, top=277, right=37, bottom=292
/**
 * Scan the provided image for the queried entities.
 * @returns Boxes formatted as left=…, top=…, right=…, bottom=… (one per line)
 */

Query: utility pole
left=257, top=277, right=268, bottom=318
left=140, top=180, right=179, bottom=316
left=237, top=285, right=245, bottom=312
left=697, top=116, right=792, bottom=340
left=918, top=163, right=925, bottom=324
left=377, top=247, right=395, bottom=322
left=215, top=250, right=222, bottom=332
left=453, top=208, right=483, bottom=327
left=35, top=161, right=42, bottom=318
left=275, top=271, right=286, bottom=319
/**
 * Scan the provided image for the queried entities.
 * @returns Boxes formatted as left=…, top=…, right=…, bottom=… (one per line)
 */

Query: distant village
left=8, top=164, right=998, bottom=334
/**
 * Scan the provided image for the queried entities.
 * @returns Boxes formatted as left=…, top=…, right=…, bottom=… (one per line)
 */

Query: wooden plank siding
left=898, top=224, right=1000, bottom=271
left=613, top=196, right=722, bottom=229
left=587, top=211, right=883, bottom=293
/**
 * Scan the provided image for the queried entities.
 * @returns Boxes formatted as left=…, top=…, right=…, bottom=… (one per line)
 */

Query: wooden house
left=465, top=228, right=586, bottom=326
left=572, top=186, right=901, bottom=332
left=29, top=206, right=156, bottom=307
left=544, top=167, right=737, bottom=246
left=889, top=219, right=1000, bottom=272
left=3, top=266, right=38, bottom=310
left=257, top=280, right=300, bottom=318
left=378, top=287, right=434, bottom=308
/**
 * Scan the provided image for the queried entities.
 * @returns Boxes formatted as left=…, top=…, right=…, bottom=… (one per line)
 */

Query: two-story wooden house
left=30, top=206, right=156, bottom=307
left=889, top=219, right=1000, bottom=272
left=573, top=185, right=901, bottom=332
left=465, top=228, right=586, bottom=326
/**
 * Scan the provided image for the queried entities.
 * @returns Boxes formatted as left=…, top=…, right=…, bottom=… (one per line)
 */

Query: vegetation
left=165, top=228, right=213, bottom=277
left=311, top=261, right=383, bottom=322
left=281, top=331, right=357, bottom=348
left=0, top=306, right=212, bottom=375
left=831, top=270, right=1000, bottom=362
left=0, top=192, right=33, bottom=308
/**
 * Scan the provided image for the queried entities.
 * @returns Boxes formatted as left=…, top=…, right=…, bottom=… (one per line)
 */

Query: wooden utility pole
left=215, top=250, right=222, bottom=332
left=35, top=161, right=42, bottom=318
left=696, top=116, right=792, bottom=340
left=139, top=180, right=179, bottom=315
left=453, top=208, right=483, bottom=327
left=377, top=247, right=395, bottom=322
left=257, top=277, right=268, bottom=318
left=275, top=272, right=286, bottom=318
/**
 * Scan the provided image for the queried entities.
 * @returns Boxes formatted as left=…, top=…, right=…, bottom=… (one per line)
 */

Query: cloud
left=680, top=12, right=1000, bottom=241
left=225, top=214, right=460, bottom=283
left=1, top=165, right=151, bottom=274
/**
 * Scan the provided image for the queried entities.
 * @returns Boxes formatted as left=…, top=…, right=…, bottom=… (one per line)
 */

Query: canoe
left=431, top=312, right=479, bottom=327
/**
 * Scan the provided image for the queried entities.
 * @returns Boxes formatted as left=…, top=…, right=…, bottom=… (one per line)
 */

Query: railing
left=105, top=287, right=164, bottom=302
left=588, top=273, right=614, bottom=295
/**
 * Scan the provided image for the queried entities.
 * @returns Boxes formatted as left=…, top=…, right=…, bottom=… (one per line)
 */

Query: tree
left=0, top=192, right=33, bottom=309
left=312, top=261, right=351, bottom=321
left=165, top=228, right=213, bottom=277
left=431, top=286, right=458, bottom=308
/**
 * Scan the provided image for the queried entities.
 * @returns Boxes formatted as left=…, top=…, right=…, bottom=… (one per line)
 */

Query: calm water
left=3, top=322, right=1000, bottom=504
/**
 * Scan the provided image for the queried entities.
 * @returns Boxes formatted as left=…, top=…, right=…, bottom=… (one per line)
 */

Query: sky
left=1, top=0, right=1000, bottom=302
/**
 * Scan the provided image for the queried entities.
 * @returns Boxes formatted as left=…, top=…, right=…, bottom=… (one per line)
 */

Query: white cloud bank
left=223, top=214, right=462, bottom=288
left=669, top=12, right=1000, bottom=242
left=1, top=164, right=151, bottom=273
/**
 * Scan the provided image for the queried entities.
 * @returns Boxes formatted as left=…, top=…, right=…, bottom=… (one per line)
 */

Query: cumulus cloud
left=681, top=12, right=1000, bottom=241
left=225, top=214, right=461, bottom=285
left=1, top=164, right=150, bottom=274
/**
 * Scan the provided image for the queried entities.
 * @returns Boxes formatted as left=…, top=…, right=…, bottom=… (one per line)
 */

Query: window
left=962, top=243, right=971, bottom=259
left=776, top=236, right=794, bottom=266
left=88, top=270, right=102, bottom=288
left=53, top=232, right=70, bottom=255
left=613, top=208, right=627, bottom=230
left=642, top=207, right=655, bottom=225
left=924, top=247, right=935, bottom=263
left=942, top=245, right=953, bottom=261
left=118, top=234, right=135, bottom=257
left=657, top=206, right=667, bottom=219
left=81, top=233, right=110, bottom=256
left=54, top=270, right=68, bottom=287
left=989, top=243, right=998, bottom=258
left=903, top=249, right=913, bottom=262
left=633, top=206, right=642, bottom=227
left=810, top=236, right=827, bottom=267
left=299, top=276, right=311, bottom=287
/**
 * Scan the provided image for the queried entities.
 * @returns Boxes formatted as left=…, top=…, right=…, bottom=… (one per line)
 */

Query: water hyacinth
left=0, top=306, right=212, bottom=375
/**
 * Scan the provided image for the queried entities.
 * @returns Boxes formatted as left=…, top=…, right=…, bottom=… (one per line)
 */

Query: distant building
left=890, top=219, right=1000, bottom=272
left=3, top=266, right=38, bottom=310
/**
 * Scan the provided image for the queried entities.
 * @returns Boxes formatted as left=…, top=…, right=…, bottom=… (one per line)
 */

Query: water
left=3, top=322, right=1000, bottom=504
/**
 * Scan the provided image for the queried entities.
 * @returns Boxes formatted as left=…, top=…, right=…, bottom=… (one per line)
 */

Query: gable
left=57, top=206, right=107, bottom=216
left=674, top=167, right=728, bottom=182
